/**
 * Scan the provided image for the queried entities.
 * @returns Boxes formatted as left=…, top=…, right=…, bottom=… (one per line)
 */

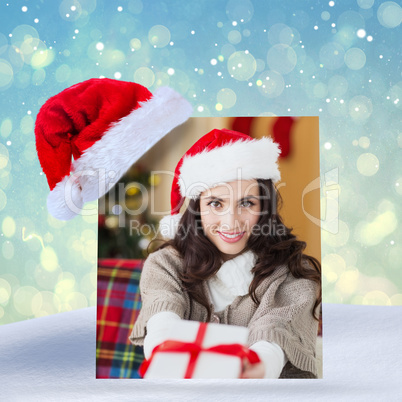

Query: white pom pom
left=158, top=214, right=182, bottom=239
left=47, top=175, right=84, bottom=220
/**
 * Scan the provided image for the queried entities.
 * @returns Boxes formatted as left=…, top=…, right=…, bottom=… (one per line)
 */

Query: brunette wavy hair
left=155, top=179, right=322, bottom=321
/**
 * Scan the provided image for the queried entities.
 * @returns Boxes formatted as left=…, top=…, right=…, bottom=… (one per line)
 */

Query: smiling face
left=199, top=180, right=261, bottom=261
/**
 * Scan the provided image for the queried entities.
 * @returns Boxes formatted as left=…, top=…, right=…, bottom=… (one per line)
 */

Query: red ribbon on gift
left=139, top=322, right=261, bottom=378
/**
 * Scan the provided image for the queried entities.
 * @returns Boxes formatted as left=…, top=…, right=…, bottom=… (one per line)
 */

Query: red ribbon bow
left=139, top=322, right=260, bottom=378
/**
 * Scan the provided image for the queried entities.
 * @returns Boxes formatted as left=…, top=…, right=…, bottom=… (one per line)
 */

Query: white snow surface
left=1, top=303, right=401, bottom=401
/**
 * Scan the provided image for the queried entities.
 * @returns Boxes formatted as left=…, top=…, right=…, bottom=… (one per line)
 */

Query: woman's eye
left=240, top=200, right=254, bottom=207
left=208, top=200, right=221, bottom=208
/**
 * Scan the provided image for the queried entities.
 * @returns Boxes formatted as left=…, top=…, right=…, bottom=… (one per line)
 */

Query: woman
left=130, top=128, right=321, bottom=379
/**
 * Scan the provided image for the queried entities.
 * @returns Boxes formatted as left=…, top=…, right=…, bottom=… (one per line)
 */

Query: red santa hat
left=159, top=128, right=281, bottom=238
left=35, top=78, right=192, bottom=220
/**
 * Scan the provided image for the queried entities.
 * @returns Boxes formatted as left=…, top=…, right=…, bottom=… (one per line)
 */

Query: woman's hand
left=240, top=358, right=265, bottom=379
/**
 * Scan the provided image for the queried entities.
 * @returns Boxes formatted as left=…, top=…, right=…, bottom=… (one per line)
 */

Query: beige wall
left=137, top=117, right=321, bottom=262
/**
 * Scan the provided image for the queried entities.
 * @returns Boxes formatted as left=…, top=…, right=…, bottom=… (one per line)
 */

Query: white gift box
left=143, top=320, right=250, bottom=379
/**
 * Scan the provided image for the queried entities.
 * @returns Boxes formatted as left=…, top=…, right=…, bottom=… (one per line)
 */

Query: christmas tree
left=98, top=164, right=160, bottom=259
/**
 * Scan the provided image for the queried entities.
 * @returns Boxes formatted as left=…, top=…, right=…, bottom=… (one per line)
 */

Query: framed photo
left=96, top=116, right=322, bottom=379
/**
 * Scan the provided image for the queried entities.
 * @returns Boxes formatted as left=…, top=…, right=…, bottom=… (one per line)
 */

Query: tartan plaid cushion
left=96, top=259, right=144, bottom=378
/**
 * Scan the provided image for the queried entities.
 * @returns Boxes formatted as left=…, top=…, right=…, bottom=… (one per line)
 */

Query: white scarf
left=207, top=250, right=257, bottom=312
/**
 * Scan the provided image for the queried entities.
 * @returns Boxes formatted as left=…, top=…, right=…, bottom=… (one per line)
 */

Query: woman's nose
left=219, top=206, right=243, bottom=230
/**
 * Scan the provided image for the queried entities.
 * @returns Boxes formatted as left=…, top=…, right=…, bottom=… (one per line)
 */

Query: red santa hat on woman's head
left=35, top=78, right=192, bottom=220
left=159, top=128, right=281, bottom=238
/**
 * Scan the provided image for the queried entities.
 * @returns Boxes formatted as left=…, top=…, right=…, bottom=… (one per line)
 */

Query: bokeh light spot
left=322, top=220, right=350, bottom=248
left=357, top=0, right=374, bottom=9
left=377, top=1, right=402, bottom=29
left=355, top=210, right=397, bottom=246
left=357, top=29, right=366, bottom=38
left=55, top=272, right=76, bottom=297
left=55, top=64, right=72, bottom=83
left=266, top=44, right=297, bottom=74
left=0, top=189, right=6, bottom=211
left=20, top=115, right=34, bottom=135
left=257, top=70, right=284, bottom=98
left=59, top=0, right=82, bottom=21
left=323, top=253, right=346, bottom=284
left=268, top=24, right=295, bottom=46
left=319, top=42, right=345, bottom=70
left=226, top=0, right=254, bottom=23
left=313, top=82, right=328, bottom=98
left=13, top=286, right=41, bottom=316
left=34, top=262, right=61, bottom=290
left=31, top=48, right=55, bottom=69
left=228, top=30, right=242, bottom=45
left=358, top=136, right=370, bottom=149
left=40, top=246, right=59, bottom=272
left=227, top=51, right=256, bottom=81
left=10, top=25, right=39, bottom=48
left=32, top=291, right=61, bottom=317
left=363, top=290, right=391, bottom=306
left=321, top=11, right=330, bottom=21
left=216, top=88, right=237, bottom=109
left=128, top=0, right=143, bottom=14
left=0, top=278, right=11, bottom=304
left=148, top=25, right=171, bottom=48
left=0, top=59, right=14, bottom=90
left=130, top=38, right=141, bottom=51
left=390, top=294, right=402, bottom=305
left=134, top=67, right=155, bottom=88
left=349, top=95, right=373, bottom=120
left=2, top=240, right=14, bottom=260
left=66, top=291, right=88, bottom=309
left=32, top=69, right=46, bottom=86
left=336, top=270, right=360, bottom=295
left=344, top=47, right=366, bottom=70
left=0, top=118, right=12, bottom=138
left=356, top=153, right=379, bottom=176
left=328, top=75, right=348, bottom=97
left=0, top=144, right=9, bottom=169
left=2, top=216, right=16, bottom=237
left=395, top=178, right=402, bottom=195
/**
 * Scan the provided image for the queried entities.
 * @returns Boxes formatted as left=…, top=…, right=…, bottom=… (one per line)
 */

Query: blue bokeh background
left=0, top=0, right=401, bottom=324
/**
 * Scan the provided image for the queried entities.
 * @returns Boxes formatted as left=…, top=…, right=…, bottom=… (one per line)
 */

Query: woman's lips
left=217, top=231, right=245, bottom=243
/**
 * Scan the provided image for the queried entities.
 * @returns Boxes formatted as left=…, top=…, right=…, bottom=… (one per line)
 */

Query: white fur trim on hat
left=178, top=137, right=281, bottom=199
left=158, top=213, right=182, bottom=239
left=73, top=86, right=193, bottom=205
left=47, top=175, right=84, bottom=220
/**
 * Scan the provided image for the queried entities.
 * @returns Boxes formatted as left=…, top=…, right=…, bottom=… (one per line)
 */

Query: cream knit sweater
left=130, top=246, right=319, bottom=378
left=144, top=251, right=287, bottom=378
